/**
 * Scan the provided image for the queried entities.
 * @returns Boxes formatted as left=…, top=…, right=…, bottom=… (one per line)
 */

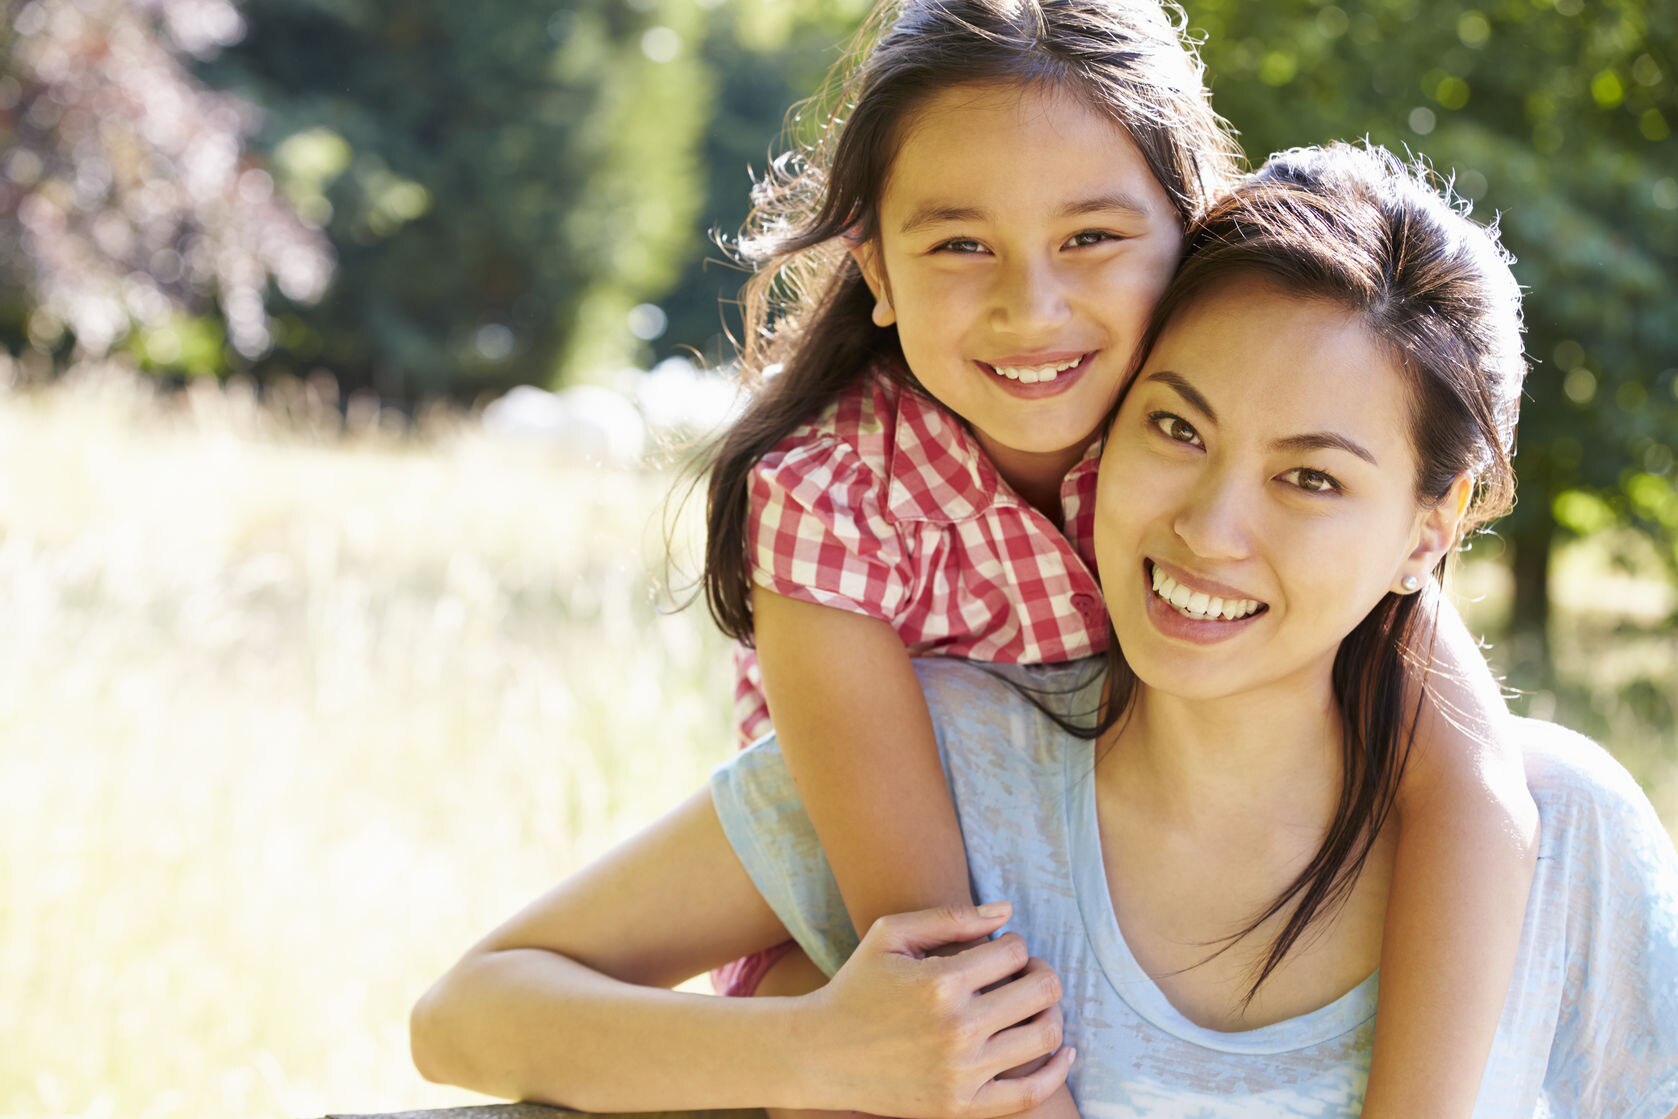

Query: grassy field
left=1, top=365, right=1673, bottom=1119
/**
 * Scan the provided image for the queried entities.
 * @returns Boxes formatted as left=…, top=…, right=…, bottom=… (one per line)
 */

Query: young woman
left=411, top=144, right=1678, bottom=1117
left=704, top=6, right=1534, bottom=1110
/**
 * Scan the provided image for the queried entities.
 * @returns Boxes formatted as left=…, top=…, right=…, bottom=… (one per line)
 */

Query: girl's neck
left=975, top=431, right=1092, bottom=522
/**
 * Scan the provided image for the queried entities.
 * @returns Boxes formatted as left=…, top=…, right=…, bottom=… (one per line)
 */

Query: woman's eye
left=1065, top=229, right=1119, bottom=248
left=1282, top=467, right=1342, bottom=494
left=932, top=238, right=986, bottom=254
left=1148, top=411, right=1201, bottom=446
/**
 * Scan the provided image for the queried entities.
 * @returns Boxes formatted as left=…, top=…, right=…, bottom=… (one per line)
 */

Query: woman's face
left=1096, top=276, right=1460, bottom=702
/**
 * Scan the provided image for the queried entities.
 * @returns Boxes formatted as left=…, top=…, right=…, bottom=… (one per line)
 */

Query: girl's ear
left=847, top=240, right=896, bottom=328
left=1393, top=473, right=1473, bottom=594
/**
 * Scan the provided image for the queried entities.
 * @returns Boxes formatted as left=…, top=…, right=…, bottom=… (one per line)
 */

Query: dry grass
left=0, top=364, right=735, bottom=1119
left=0, top=364, right=1671, bottom=1119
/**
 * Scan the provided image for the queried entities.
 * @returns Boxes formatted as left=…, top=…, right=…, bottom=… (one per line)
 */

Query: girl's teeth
left=1149, top=564, right=1262, bottom=621
left=990, top=357, right=1082, bottom=383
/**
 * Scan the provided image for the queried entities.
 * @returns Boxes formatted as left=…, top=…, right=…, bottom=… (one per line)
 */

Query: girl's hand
left=798, top=902, right=1074, bottom=1118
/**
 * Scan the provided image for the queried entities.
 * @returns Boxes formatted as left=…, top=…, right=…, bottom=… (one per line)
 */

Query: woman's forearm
left=415, top=917, right=1072, bottom=1117
left=409, top=782, right=1070, bottom=1117
left=413, top=946, right=820, bottom=1112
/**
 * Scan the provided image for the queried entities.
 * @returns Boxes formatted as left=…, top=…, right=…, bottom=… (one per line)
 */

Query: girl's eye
left=1281, top=467, right=1342, bottom=495
left=932, top=238, right=987, bottom=255
left=1065, top=229, right=1120, bottom=249
left=1147, top=411, right=1202, bottom=447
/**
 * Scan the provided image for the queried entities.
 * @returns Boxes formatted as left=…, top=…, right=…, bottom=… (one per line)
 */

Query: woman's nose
left=991, top=255, right=1072, bottom=336
left=1171, top=474, right=1254, bottom=561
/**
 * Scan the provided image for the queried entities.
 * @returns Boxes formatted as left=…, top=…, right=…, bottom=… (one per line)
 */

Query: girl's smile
left=851, top=80, right=1183, bottom=499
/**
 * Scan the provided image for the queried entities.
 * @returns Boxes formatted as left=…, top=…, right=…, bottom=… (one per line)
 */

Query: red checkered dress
left=733, top=365, right=1109, bottom=746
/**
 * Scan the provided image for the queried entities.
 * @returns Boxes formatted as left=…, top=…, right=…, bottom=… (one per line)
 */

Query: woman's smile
left=1142, top=559, right=1269, bottom=643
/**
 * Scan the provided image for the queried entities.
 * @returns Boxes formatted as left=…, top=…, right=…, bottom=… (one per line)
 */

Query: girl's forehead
left=880, top=81, right=1170, bottom=222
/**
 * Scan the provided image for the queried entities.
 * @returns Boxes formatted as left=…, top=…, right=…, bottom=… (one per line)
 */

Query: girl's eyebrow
left=898, top=191, right=1156, bottom=235
left=1144, top=371, right=1379, bottom=465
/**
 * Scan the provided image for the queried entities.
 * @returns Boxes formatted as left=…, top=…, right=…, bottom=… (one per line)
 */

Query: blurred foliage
left=199, top=0, right=714, bottom=399
left=0, top=0, right=1672, bottom=642
left=0, top=0, right=330, bottom=370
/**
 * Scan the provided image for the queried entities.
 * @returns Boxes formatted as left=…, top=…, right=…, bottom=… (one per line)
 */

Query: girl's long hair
left=700, top=0, right=1243, bottom=642
left=1084, top=142, right=1526, bottom=1004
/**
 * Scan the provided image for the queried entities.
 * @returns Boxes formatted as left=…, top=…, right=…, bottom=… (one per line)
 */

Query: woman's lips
left=1143, top=559, right=1269, bottom=643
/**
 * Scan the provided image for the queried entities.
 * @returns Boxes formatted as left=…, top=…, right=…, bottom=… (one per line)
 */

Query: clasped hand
left=795, top=901, right=1074, bottom=1118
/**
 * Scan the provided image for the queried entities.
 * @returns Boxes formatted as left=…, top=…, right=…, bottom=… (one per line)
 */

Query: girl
left=410, top=143, right=1678, bottom=1116
left=707, top=2, right=1533, bottom=1113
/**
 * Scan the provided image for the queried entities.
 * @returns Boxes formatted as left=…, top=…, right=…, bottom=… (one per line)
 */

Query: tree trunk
left=1508, top=505, right=1554, bottom=670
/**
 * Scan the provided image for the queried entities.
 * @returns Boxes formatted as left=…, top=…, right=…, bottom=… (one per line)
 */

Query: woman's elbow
left=409, top=964, right=484, bottom=1090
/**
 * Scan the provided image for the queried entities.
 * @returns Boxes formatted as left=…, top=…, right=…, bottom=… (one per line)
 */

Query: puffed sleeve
left=746, top=434, right=912, bottom=623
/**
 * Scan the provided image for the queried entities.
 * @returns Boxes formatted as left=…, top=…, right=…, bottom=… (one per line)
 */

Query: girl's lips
left=977, top=351, right=1098, bottom=398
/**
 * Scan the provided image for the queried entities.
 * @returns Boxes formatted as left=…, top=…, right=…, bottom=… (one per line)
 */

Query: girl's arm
left=752, top=586, right=976, bottom=936
left=410, top=788, right=1071, bottom=1115
left=1361, top=588, right=1540, bottom=1118
left=749, top=587, right=1084, bottom=1119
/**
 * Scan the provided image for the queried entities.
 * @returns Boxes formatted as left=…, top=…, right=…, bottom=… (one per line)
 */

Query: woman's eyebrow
left=1271, top=432, right=1379, bottom=466
left=1145, top=371, right=1379, bottom=465
left=1143, top=371, right=1217, bottom=421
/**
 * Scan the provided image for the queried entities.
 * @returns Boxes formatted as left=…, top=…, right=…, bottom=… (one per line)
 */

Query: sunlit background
left=0, top=1, right=1673, bottom=1117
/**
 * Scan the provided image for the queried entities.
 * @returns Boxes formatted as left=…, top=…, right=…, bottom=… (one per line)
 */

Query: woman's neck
left=1103, top=676, right=1345, bottom=834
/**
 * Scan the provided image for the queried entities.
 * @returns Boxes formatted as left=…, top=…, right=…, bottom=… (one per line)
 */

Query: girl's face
left=853, top=81, right=1182, bottom=481
left=1096, top=276, right=1467, bottom=702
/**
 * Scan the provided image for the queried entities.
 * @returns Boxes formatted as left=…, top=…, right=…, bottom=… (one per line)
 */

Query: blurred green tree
left=202, top=0, right=713, bottom=401
left=652, top=0, right=874, bottom=368
left=0, top=0, right=330, bottom=373
left=1180, top=0, right=1677, bottom=648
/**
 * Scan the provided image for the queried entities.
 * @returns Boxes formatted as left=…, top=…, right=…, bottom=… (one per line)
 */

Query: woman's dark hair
left=700, top=0, right=1243, bottom=642
left=1092, top=141, right=1526, bottom=1003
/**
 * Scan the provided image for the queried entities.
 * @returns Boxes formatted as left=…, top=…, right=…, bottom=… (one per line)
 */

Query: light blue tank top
left=710, top=659, right=1678, bottom=1117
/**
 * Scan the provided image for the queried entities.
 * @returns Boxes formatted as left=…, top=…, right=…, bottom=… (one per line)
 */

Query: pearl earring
left=1401, top=574, right=1421, bottom=592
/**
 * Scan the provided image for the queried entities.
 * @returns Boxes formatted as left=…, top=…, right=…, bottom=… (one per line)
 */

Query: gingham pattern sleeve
left=745, top=434, right=912, bottom=623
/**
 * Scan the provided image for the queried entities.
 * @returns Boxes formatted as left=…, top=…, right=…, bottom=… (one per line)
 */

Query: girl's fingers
left=868, top=902, right=1013, bottom=957
left=968, top=1044, right=1075, bottom=1118
left=941, top=930, right=1031, bottom=992
left=971, top=954, right=1063, bottom=1035
left=980, top=1002, right=1065, bottom=1078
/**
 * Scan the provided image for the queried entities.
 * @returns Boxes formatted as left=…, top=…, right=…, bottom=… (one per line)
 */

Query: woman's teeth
left=989, top=357, right=1082, bottom=384
left=1150, top=564, right=1263, bottom=621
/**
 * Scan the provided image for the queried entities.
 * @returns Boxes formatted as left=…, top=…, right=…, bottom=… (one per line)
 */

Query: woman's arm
left=1360, top=588, right=1540, bottom=1118
left=410, top=787, right=1071, bottom=1116
left=752, top=587, right=977, bottom=931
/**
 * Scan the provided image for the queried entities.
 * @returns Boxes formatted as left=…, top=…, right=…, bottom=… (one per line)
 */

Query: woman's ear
left=847, top=240, right=896, bottom=328
left=1393, top=473, right=1473, bottom=594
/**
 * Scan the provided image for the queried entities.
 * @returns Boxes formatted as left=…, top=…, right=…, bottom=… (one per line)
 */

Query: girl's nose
left=1171, top=473, right=1254, bottom=562
left=991, top=255, right=1072, bottom=336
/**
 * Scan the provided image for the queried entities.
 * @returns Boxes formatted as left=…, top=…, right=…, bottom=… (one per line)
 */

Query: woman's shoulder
left=1517, top=718, right=1661, bottom=825
left=911, top=658, right=1104, bottom=765
left=1515, top=716, right=1676, bottom=879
